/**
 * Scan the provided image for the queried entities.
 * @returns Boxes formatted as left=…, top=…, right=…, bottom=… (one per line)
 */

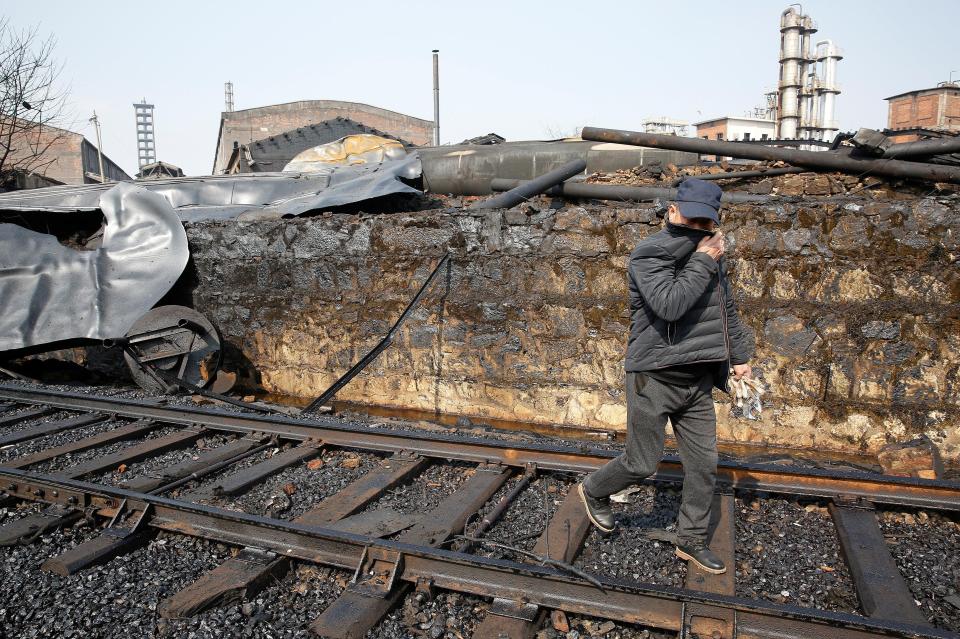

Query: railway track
left=0, top=382, right=957, bottom=639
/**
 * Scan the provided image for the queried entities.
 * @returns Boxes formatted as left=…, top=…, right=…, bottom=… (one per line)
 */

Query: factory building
left=885, top=83, right=960, bottom=143
left=223, top=116, right=413, bottom=174
left=2, top=121, right=129, bottom=186
left=211, top=100, right=434, bottom=174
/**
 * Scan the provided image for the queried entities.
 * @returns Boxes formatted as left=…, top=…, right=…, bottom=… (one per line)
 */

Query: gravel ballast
left=574, top=484, right=686, bottom=588
left=880, top=508, right=960, bottom=631
left=734, top=494, right=859, bottom=612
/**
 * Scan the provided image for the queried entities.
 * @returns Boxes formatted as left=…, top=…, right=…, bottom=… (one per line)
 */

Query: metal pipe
left=883, top=136, right=960, bottom=159
left=468, top=159, right=586, bottom=210
left=90, top=111, right=106, bottom=183
left=454, top=467, right=537, bottom=553
left=432, top=50, right=440, bottom=146
left=489, top=179, right=770, bottom=204
left=581, top=127, right=960, bottom=184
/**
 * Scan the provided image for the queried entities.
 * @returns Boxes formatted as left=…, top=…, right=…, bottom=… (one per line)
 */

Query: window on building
left=717, top=133, right=724, bottom=140
left=743, top=132, right=751, bottom=141
left=761, top=133, right=769, bottom=140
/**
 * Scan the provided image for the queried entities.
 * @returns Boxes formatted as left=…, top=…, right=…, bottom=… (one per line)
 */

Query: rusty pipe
left=468, top=159, right=586, bottom=210
left=882, top=135, right=960, bottom=159
left=581, top=127, right=960, bottom=184
left=490, top=179, right=770, bottom=203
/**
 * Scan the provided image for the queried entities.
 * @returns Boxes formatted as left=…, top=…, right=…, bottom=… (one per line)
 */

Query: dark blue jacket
left=625, top=222, right=754, bottom=392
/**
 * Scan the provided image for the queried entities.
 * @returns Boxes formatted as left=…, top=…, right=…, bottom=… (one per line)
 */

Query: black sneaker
left=675, top=543, right=726, bottom=574
left=578, top=483, right=614, bottom=532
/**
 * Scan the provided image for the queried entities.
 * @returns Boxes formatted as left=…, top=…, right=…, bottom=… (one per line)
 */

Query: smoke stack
left=432, top=50, right=440, bottom=146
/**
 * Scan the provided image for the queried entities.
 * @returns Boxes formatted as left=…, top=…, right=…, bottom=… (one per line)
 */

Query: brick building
left=885, top=83, right=960, bottom=142
left=211, top=100, right=434, bottom=174
left=1, top=121, right=130, bottom=186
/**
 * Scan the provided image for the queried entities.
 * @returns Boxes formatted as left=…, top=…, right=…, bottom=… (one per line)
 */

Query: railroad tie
left=0, top=427, right=205, bottom=547
left=180, top=440, right=322, bottom=501
left=40, top=433, right=267, bottom=576
left=0, top=406, right=57, bottom=428
left=472, top=487, right=592, bottom=639
left=681, top=493, right=737, bottom=639
left=0, top=412, right=108, bottom=448
left=120, top=434, right=268, bottom=493
left=828, top=498, right=932, bottom=627
left=309, top=463, right=512, bottom=639
left=158, top=453, right=427, bottom=619
left=59, top=428, right=207, bottom=480
left=0, top=504, right=82, bottom=546
left=4, top=420, right=159, bottom=469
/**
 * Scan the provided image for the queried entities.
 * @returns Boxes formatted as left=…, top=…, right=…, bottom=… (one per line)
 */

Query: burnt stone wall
left=185, top=191, right=960, bottom=460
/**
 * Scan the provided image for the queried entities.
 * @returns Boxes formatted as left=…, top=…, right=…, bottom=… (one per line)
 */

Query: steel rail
left=0, top=467, right=951, bottom=639
left=1, top=384, right=959, bottom=510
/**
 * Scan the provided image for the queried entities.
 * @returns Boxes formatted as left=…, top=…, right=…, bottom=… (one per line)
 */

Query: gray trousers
left=583, top=371, right=718, bottom=545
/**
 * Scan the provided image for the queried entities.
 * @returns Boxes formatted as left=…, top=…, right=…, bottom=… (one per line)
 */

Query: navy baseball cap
left=676, top=178, right=722, bottom=223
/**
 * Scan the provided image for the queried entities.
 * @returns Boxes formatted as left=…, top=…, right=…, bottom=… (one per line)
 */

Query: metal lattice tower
left=224, top=81, right=234, bottom=112
left=133, top=100, right=156, bottom=168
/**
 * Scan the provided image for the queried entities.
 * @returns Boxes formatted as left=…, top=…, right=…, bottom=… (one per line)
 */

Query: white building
left=693, top=116, right=776, bottom=142
left=692, top=116, right=777, bottom=161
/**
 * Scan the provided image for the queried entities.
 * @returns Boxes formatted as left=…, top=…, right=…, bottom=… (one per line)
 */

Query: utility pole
left=89, top=110, right=106, bottom=183
left=432, top=50, right=440, bottom=146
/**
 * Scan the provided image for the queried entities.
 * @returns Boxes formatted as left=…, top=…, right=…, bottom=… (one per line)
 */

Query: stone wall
left=185, top=189, right=960, bottom=460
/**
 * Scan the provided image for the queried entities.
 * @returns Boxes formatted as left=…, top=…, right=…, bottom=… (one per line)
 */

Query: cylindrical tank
left=417, top=140, right=698, bottom=195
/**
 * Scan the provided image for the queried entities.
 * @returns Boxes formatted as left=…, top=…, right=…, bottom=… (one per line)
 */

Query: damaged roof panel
left=0, top=182, right=189, bottom=351
left=0, top=153, right=423, bottom=222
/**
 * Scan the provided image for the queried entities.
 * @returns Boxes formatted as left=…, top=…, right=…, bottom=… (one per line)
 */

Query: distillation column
left=815, top=39, right=843, bottom=142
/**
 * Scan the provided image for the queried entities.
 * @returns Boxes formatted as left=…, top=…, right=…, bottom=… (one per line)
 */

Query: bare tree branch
left=0, top=19, right=72, bottom=185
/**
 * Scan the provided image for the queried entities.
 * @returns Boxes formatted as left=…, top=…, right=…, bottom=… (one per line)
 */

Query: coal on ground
left=574, top=484, right=686, bottom=588
left=734, top=493, right=859, bottom=612
left=0, top=508, right=232, bottom=639
left=158, top=562, right=350, bottom=639
left=879, top=508, right=960, bottom=631
left=478, top=474, right=575, bottom=556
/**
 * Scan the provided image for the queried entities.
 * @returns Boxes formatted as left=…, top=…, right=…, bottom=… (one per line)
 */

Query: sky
left=6, top=0, right=959, bottom=177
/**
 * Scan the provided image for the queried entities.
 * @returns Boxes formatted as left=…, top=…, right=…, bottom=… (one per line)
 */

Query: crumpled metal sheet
left=0, top=182, right=189, bottom=351
left=0, top=153, right=423, bottom=222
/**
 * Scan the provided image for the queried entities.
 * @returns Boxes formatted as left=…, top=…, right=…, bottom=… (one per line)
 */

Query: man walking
left=578, top=178, right=754, bottom=575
